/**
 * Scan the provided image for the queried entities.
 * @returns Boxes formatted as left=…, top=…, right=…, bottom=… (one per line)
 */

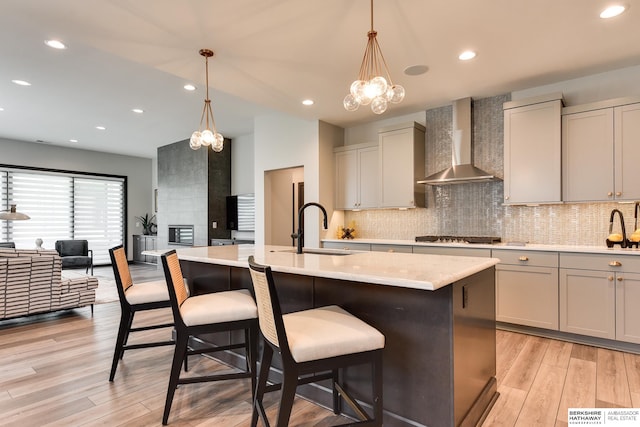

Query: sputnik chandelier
left=343, top=0, right=405, bottom=114
left=190, top=49, right=224, bottom=152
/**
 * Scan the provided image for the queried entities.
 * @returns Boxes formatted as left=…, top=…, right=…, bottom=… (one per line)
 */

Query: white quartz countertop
left=322, top=238, right=640, bottom=256
left=163, top=245, right=499, bottom=291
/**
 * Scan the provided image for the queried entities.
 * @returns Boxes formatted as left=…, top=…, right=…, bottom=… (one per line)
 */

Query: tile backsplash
left=343, top=93, right=639, bottom=247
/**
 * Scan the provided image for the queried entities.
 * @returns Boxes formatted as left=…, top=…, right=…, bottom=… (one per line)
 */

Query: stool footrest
left=177, top=370, right=252, bottom=385
left=130, top=322, right=174, bottom=333
left=123, top=340, right=175, bottom=351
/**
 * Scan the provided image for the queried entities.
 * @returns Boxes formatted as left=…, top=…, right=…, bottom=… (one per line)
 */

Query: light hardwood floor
left=1, top=264, right=639, bottom=426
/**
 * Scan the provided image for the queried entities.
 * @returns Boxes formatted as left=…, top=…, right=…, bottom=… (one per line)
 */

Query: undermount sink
left=273, top=248, right=354, bottom=256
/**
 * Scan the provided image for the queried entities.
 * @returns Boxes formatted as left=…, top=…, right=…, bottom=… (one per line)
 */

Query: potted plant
left=136, top=213, right=156, bottom=235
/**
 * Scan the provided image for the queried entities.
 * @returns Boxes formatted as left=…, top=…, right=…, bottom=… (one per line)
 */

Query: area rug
left=61, top=271, right=119, bottom=304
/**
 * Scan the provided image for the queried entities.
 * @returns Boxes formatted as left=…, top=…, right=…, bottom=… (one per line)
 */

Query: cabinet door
left=358, top=146, right=379, bottom=209
left=144, top=237, right=157, bottom=264
left=496, top=265, right=558, bottom=329
left=614, top=103, right=640, bottom=200
left=133, top=235, right=144, bottom=263
left=379, top=126, right=425, bottom=208
left=562, top=108, right=614, bottom=202
left=616, top=271, right=640, bottom=344
left=559, top=268, right=615, bottom=339
left=335, top=150, right=358, bottom=210
left=503, top=100, right=561, bottom=204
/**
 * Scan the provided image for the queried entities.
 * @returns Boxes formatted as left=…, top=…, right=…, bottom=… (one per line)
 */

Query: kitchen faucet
left=292, top=202, right=328, bottom=254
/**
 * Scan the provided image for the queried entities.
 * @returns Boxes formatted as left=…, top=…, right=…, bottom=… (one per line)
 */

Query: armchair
left=55, top=240, right=93, bottom=275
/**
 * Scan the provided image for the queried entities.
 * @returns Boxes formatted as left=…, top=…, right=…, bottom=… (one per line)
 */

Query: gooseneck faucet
left=292, top=202, right=328, bottom=254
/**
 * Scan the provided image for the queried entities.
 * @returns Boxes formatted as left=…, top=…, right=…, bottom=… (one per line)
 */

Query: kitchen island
left=172, top=245, right=500, bottom=427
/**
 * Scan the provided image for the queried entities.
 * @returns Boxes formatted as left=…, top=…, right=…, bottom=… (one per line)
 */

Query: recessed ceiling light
left=600, top=5, right=626, bottom=18
left=12, top=79, right=31, bottom=86
left=96, top=126, right=106, bottom=130
left=45, top=39, right=66, bottom=49
left=132, top=108, right=144, bottom=114
left=404, top=65, right=429, bottom=76
left=302, top=99, right=314, bottom=106
left=184, top=84, right=196, bottom=91
left=0, top=107, right=4, bottom=111
left=458, top=50, right=477, bottom=61
left=69, top=139, right=78, bottom=143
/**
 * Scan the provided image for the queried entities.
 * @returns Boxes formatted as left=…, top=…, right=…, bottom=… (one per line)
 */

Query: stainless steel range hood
left=417, top=97, right=501, bottom=185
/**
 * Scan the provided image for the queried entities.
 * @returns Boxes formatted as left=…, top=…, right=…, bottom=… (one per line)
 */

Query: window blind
left=1, top=168, right=124, bottom=265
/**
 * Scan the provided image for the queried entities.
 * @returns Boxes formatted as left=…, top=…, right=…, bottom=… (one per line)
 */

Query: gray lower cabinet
left=133, top=235, right=157, bottom=264
left=560, top=253, right=640, bottom=343
left=493, top=249, right=559, bottom=330
left=616, top=271, right=640, bottom=344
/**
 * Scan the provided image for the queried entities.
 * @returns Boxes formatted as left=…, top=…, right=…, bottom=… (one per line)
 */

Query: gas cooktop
left=415, top=236, right=502, bottom=244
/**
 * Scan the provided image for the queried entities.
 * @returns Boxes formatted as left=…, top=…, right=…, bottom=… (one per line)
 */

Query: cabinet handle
left=608, top=276, right=614, bottom=281
left=518, top=256, right=529, bottom=262
left=617, top=276, right=624, bottom=282
left=505, top=196, right=510, bottom=200
left=609, top=261, right=622, bottom=267
left=608, top=192, right=613, bottom=197
left=616, top=192, right=622, bottom=197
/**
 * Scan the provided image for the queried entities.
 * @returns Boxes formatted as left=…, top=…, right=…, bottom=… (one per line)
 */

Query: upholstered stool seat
left=284, top=305, right=384, bottom=363
left=248, top=256, right=385, bottom=427
left=124, top=280, right=170, bottom=305
left=180, top=289, right=257, bottom=326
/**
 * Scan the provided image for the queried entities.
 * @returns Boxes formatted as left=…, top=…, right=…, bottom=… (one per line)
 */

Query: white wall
left=254, top=112, right=343, bottom=248
left=344, top=111, right=425, bottom=146
left=231, top=133, right=255, bottom=195
left=512, top=64, right=640, bottom=106
left=0, top=137, right=153, bottom=259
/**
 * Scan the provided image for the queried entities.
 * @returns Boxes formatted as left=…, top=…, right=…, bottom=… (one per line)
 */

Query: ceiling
left=1, top=0, right=639, bottom=158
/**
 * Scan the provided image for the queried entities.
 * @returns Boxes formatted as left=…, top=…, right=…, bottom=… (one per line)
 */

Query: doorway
left=264, top=166, right=304, bottom=246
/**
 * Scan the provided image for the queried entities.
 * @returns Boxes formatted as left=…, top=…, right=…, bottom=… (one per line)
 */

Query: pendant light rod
left=190, top=48, right=224, bottom=152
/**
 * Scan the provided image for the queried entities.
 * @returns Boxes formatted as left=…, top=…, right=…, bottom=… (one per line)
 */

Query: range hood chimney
left=417, top=97, right=501, bottom=185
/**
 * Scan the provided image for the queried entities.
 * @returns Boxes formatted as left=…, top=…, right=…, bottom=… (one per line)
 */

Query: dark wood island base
left=180, top=259, right=498, bottom=427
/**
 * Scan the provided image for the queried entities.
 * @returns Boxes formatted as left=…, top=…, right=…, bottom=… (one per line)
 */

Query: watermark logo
left=568, top=408, right=640, bottom=426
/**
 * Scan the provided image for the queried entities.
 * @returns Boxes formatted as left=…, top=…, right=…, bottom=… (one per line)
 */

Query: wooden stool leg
left=109, top=309, right=130, bottom=381
left=252, top=343, right=273, bottom=427
left=275, top=368, right=298, bottom=427
left=332, top=369, right=341, bottom=414
left=163, top=332, right=189, bottom=425
left=373, top=351, right=383, bottom=424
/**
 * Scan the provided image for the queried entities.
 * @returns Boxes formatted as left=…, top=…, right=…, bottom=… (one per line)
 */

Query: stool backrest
left=161, top=250, right=189, bottom=327
left=248, top=256, right=290, bottom=357
left=109, top=245, right=133, bottom=297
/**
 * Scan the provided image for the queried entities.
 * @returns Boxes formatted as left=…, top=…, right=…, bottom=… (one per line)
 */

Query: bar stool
left=247, top=256, right=385, bottom=427
left=108, top=245, right=174, bottom=381
left=160, top=250, right=258, bottom=425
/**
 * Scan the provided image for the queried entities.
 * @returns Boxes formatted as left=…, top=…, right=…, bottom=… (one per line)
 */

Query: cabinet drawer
left=560, top=252, right=640, bottom=272
left=413, top=246, right=491, bottom=257
left=492, top=249, right=558, bottom=267
left=371, top=244, right=412, bottom=253
left=323, top=241, right=371, bottom=251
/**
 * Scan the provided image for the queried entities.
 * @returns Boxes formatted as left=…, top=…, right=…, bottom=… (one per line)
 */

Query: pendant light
left=0, top=204, right=30, bottom=220
left=343, top=0, right=405, bottom=114
left=190, top=49, right=224, bottom=152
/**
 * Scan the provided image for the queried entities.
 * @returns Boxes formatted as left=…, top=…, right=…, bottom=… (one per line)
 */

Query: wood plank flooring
left=2, top=264, right=640, bottom=426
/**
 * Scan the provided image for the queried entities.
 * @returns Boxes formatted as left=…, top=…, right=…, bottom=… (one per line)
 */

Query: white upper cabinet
left=378, top=122, right=425, bottom=208
left=562, top=99, right=640, bottom=202
left=334, top=143, right=379, bottom=210
left=503, top=94, right=563, bottom=204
